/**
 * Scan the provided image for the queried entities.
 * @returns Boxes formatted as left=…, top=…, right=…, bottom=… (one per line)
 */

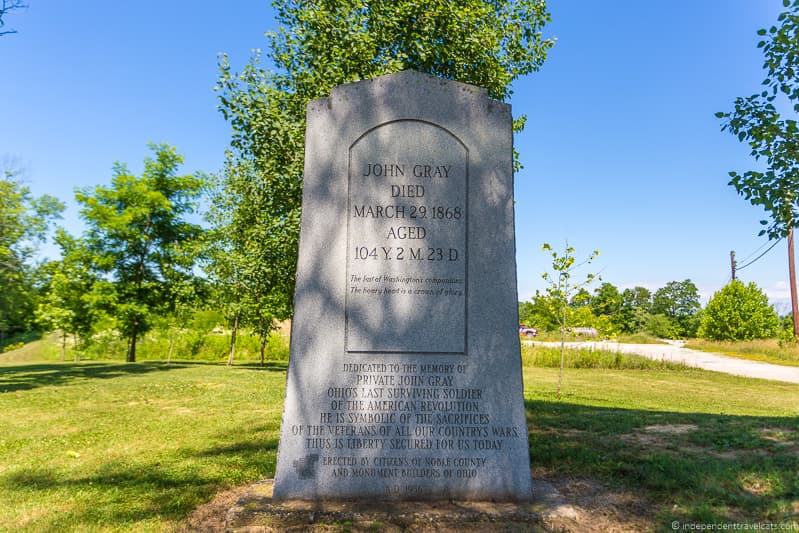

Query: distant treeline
left=520, top=279, right=791, bottom=341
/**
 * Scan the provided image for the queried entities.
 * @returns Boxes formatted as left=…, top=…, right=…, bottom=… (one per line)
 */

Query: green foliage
left=205, top=156, right=292, bottom=365
left=643, top=313, right=678, bottom=339
left=215, top=0, right=555, bottom=327
left=569, top=287, right=591, bottom=307
left=618, top=286, right=652, bottom=333
left=717, top=0, right=799, bottom=241
left=652, top=280, right=701, bottom=337
left=519, top=291, right=560, bottom=330
left=0, top=167, right=63, bottom=339
left=521, top=344, right=687, bottom=370
left=698, top=280, right=780, bottom=341
left=591, top=282, right=622, bottom=317
left=540, top=243, right=600, bottom=329
left=35, top=230, right=100, bottom=353
left=75, top=144, right=205, bottom=361
left=541, top=242, right=600, bottom=396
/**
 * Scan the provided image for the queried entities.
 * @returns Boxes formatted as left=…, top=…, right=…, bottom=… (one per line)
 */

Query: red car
left=519, top=325, right=538, bottom=337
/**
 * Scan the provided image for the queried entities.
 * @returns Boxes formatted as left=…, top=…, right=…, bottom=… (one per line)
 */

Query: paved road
left=528, top=340, right=799, bottom=385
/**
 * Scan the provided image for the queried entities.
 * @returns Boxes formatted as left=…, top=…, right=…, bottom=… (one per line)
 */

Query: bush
left=643, top=313, right=678, bottom=339
left=698, top=280, right=779, bottom=341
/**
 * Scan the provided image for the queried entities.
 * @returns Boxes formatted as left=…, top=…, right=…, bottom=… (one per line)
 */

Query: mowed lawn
left=0, top=359, right=286, bottom=531
left=1, top=348, right=797, bottom=531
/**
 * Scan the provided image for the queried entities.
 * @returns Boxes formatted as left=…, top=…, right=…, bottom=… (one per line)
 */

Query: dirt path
left=530, top=341, right=799, bottom=384
left=182, top=475, right=655, bottom=532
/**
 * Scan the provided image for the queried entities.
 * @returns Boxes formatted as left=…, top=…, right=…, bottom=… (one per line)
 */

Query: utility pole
left=730, top=250, right=736, bottom=281
left=788, top=228, right=799, bottom=339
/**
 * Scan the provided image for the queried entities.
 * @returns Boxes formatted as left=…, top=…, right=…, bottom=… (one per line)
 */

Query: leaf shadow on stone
left=525, top=399, right=799, bottom=527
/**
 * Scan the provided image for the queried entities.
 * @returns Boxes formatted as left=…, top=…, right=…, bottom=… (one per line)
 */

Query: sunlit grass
left=686, top=338, right=799, bottom=367
left=0, top=341, right=796, bottom=530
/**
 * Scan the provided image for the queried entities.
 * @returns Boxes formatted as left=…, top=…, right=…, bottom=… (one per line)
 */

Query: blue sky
left=0, top=1, right=793, bottom=311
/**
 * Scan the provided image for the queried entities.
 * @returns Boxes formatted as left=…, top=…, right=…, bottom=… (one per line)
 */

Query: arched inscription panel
left=345, top=120, right=468, bottom=354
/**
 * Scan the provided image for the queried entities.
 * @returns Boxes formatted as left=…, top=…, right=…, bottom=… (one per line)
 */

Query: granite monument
left=273, top=70, right=531, bottom=501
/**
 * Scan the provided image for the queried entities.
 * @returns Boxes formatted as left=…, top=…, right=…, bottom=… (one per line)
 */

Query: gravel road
left=529, top=340, right=799, bottom=384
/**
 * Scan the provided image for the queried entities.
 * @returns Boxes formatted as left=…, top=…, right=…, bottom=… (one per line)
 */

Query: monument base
left=184, top=478, right=551, bottom=532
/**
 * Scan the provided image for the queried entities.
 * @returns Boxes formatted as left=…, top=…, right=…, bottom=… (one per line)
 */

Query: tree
left=698, top=280, right=779, bottom=341
left=0, top=0, right=26, bottom=36
left=518, top=292, right=559, bottom=331
left=716, top=0, right=799, bottom=338
left=619, top=286, right=652, bottom=333
left=75, top=144, right=205, bottom=362
left=35, top=230, right=99, bottom=360
left=591, top=282, right=622, bottom=316
left=0, top=166, right=63, bottom=340
left=541, top=242, right=599, bottom=398
left=205, top=157, right=292, bottom=366
left=569, top=288, right=592, bottom=308
left=643, top=314, right=677, bottom=339
left=652, top=280, right=701, bottom=337
left=216, top=0, right=555, bottom=323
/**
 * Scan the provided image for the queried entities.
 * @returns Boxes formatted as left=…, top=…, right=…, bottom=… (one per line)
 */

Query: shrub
left=698, top=280, right=779, bottom=341
left=643, top=313, right=678, bottom=339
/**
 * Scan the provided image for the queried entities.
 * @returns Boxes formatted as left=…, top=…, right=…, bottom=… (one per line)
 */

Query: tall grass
left=15, top=327, right=293, bottom=363
left=521, top=344, right=688, bottom=370
left=685, top=338, right=799, bottom=367
left=93, top=328, right=289, bottom=362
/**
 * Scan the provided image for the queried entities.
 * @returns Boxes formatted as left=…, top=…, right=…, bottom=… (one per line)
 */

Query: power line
left=736, top=238, right=783, bottom=271
left=738, top=239, right=772, bottom=264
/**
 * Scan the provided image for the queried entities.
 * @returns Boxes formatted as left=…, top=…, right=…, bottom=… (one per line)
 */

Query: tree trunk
left=227, top=314, right=239, bottom=366
left=167, top=328, right=175, bottom=365
left=61, top=331, right=66, bottom=362
left=260, top=333, right=267, bottom=367
left=789, top=227, right=799, bottom=340
left=73, top=334, right=79, bottom=363
left=557, top=308, right=565, bottom=400
left=128, top=327, right=138, bottom=363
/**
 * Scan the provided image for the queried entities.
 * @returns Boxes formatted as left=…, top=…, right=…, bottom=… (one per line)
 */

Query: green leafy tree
left=618, top=286, right=652, bottom=333
left=569, top=288, right=592, bottom=308
left=643, top=314, right=677, bottom=339
left=716, top=0, right=799, bottom=337
left=652, top=280, right=701, bottom=337
left=698, top=280, right=780, bottom=341
left=518, top=292, right=560, bottom=331
left=205, top=157, right=292, bottom=366
left=0, top=166, right=63, bottom=339
left=591, top=282, right=622, bottom=325
left=215, top=0, right=555, bottom=323
left=35, top=230, right=99, bottom=360
left=541, top=242, right=599, bottom=398
left=76, top=144, right=205, bottom=362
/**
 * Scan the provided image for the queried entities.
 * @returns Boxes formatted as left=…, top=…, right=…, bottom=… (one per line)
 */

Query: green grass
left=526, top=363, right=799, bottom=527
left=521, top=343, right=687, bottom=370
left=612, top=332, right=667, bottom=344
left=0, top=359, right=286, bottom=531
left=0, top=342, right=797, bottom=531
left=530, top=331, right=666, bottom=344
left=686, top=338, right=799, bottom=367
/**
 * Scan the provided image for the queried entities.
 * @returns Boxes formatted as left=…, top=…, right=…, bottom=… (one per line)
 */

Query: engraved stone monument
left=273, top=70, right=532, bottom=501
